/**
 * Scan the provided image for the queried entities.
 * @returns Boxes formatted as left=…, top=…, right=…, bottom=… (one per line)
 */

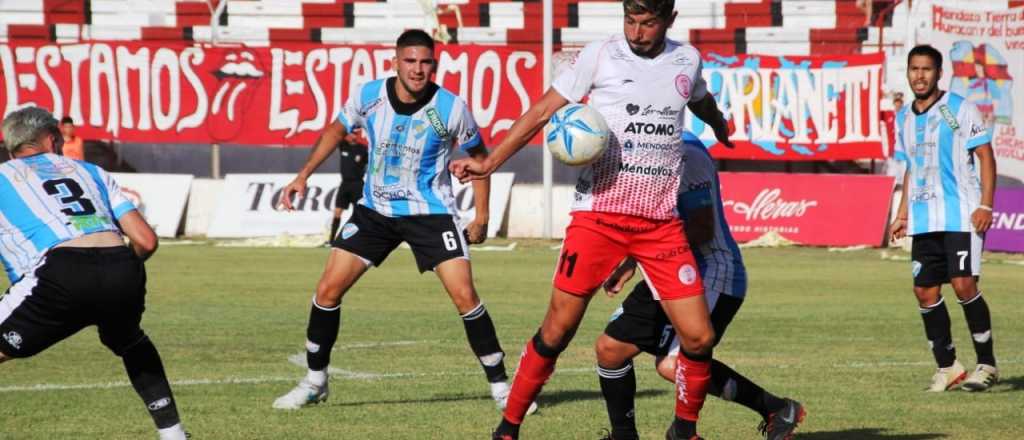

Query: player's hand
left=713, top=121, right=735, bottom=149
left=971, top=208, right=993, bottom=233
left=465, top=219, right=488, bottom=244
left=278, top=176, right=307, bottom=211
left=603, top=259, right=637, bottom=297
left=450, top=157, right=493, bottom=183
left=890, top=218, right=907, bottom=240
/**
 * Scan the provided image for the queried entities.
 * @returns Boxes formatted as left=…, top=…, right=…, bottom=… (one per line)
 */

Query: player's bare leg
left=660, top=295, right=715, bottom=440
left=436, top=258, right=535, bottom=413
left=914, top=285, right=966, bottom=391
left=273, top=249, right=370, bottom=409
left=595, top=335, right=643, bottom=440
left=493, top=288, right=592, bottom=439
left=950, top=276, right=997, bottom=391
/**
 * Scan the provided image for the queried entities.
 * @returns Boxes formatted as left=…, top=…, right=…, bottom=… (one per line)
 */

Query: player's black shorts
left=334, top=182, right=364, bottom=211
left=331, top=204, right=469, bottom=273
left=604, top=282, right=743, bottom=357
left=0, top=246, right=148, bottom=358
left=911, top=231, right=983, bottom=287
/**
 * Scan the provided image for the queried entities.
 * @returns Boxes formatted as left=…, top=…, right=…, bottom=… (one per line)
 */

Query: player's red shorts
left=553, top=211, right=704, bottom=300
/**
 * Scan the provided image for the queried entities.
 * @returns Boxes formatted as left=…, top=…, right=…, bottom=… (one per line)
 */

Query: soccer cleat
left=927, top=360, right=967, bottom=392
left=272, top=378, right=329, bottom=409
left=758, top=398, right=806, bottom=440
left=961, top=364, right=998, bottom=392
left=664, top=424, right=702, bottom=440
left=157, top=430, right=190, bottom=440
left=493, top=388, right=539, bottom=416
left=492, top=431, right=516, bottom=440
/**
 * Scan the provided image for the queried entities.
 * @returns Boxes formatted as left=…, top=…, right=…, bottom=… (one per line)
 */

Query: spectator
left=59, top=116, right=85, bottom=161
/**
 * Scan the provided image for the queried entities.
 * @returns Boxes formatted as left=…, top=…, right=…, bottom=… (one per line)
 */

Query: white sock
left=306, top=369, right=328, bottom=386
left=490, top=381, right=510, bottom=398
left=157, top=423, right=187, bottom=440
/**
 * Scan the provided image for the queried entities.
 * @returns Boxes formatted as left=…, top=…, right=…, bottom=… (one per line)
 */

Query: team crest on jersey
left=341, top=223, right=359, bottom=240
left=678, top=264, right=697, bottom=285
left=675, top=74, right=692, bottom=99
left=411, top=120, right=428, bottom=140
left=938, top=105, right=960, bottom=130
left=2, top=330, right=22, bottom=349
left=426, top=108, right=450, bottom=139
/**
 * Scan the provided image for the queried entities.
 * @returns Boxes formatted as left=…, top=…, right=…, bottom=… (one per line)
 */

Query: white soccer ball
left=543, top=103, right=610, bottom=166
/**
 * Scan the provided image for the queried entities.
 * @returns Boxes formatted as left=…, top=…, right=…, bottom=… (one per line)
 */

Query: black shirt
left=339, top=141, right=368, bottom=184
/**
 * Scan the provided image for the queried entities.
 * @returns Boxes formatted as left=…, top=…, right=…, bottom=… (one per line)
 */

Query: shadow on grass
left=994, top=375, right=1024, bottom=392
left=799, top=429, right=946, bottom=439
left=538, top=388, right=670, bottom=408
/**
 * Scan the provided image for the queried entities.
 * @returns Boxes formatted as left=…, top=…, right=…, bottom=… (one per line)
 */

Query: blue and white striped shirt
left=0, top=154, right=135, bottom=282
left=336, top=78, right=483, bottom=217
left=894, top=92, right=992, bottom=235
left=678, top=134, right=747, bottom=298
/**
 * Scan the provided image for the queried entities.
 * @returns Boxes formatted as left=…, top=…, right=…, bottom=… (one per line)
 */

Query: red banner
left=691, top=53, right=886, bottom=161
left=0, top=42, right=542, bottom=146
left=719, top=172, right=895, bottom=246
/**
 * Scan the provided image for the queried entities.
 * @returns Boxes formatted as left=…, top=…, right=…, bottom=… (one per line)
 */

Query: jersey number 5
left=43, top=178, right=97, bottom=216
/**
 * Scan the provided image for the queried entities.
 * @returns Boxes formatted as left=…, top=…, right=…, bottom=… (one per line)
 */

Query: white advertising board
left=111, top=173, right=193, bottom=238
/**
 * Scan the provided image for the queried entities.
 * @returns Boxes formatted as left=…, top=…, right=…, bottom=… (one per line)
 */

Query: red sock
left=504, top=339, right=558, bottom=424
left=674, top=353, right=711, bottom=422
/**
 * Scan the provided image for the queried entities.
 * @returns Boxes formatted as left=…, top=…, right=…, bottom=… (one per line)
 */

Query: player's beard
left=913, top=83, right=939, bottom=101
left=628, top=36, right=666, bottom=58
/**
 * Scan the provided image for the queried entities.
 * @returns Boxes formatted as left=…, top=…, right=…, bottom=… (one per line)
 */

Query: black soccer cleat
left=758, top=398, right=806, bottom=440
left=664, top=425, right=702, bottom=440
left=492, top=432, right=516, bottom=440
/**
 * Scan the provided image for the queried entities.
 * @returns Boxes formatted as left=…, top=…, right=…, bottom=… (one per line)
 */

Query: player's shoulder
left=670, top=40, right=701, bottom=59
left=578, top=35, right=622, bottom=59
left=434, top=84, right=467, bottom=108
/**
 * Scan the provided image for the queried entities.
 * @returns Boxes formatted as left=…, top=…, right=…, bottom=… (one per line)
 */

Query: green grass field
left=1, top=243, right=1022, bottom=439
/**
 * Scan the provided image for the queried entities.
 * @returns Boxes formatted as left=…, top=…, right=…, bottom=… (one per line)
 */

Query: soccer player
left=595, top=132, right=803, bottom=440
left=273, top=29, right=535, bottom=414
left=328, top=128, right=368, bottom=243
left=58, top=116, right=85, bottom=161
left=0, top=107, right=187, bottom=440
left=891, top=44, right=999, bottom=392
left=450, top=0, right=732, bottom=437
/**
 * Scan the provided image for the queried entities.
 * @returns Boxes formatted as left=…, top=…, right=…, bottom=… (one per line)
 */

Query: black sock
left=708, top=359, right=785, bottom=420
left=122, top=336, right=181, bottom=429
left=496, top=417, right=520, bottom=438
left=306, top=298, right=341, bottom=371
left=920, top=297, right=957, bottom=368
left=959, top=292, right=996, bottom=366
left=330, top=217, right=341, bottom=242
left=461, top=303, right=508, bottom=383
left=672, top=417, right=697, bottom=438
left=598, top=361, right=638, bottom=439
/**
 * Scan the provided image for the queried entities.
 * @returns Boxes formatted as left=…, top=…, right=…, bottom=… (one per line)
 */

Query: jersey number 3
left=43, top=178, right=97, bottom=216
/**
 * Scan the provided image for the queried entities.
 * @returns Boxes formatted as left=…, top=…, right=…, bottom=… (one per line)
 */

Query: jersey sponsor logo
left=970, top=123, right=986, bottom=138
left=2, top=331, right=22, bottom=350
left=624, top=122, right=675, bottom=136
left=626, top=103, right=640, bottom=115
left=939, top=105, right=960, bottom=130
left=656, top=245, right=691, bottom=260
left=626, top=141, right=676, bottom=152
left=426, top=108, right=450, bottom=139
left=618, top=162, right=674, bottom=176
left=723, top=188, right=818, bottom=220
left=910, top=186, right=938, bottom=202
left=595, top=217, right=657, bottom=233
left=372, top=187, right=415, bottom=201
left=678, top=264, right=698, bottom=285
left=640, top=105, right=681, bottom=119
left=360, top=97, right=383, bottom=117
left=147, top=397, right=172, bottom=411
left=687, top=181, right=712, bottom=191
left=341, top=223, right=359, bottom=239
left=675, top=74, right=692, bottom=99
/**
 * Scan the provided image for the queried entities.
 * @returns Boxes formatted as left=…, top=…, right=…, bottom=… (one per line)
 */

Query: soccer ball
left=544, top=103, right=610, bottom=166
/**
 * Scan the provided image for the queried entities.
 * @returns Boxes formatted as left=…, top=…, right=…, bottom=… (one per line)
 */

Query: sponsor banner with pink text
left=985, top=187, right=1024, bottom=253
left=719, top=172, right=895, bottom=246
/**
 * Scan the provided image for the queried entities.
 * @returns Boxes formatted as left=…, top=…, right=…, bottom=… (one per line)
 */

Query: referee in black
left=329, top=128, right=368, bottom=242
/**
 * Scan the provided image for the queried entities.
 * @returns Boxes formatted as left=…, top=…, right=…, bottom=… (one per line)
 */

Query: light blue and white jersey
left=677, top=134, right=747, bottom=298
left=336, top=78, right=483, bottom=217
left=894, top=92, right=992, bottom=235
left=0, top=154, right=136, bottom=282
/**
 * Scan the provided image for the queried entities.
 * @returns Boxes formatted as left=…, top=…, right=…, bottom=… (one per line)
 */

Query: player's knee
left=594, top=335, right=628, bottom=366
left=913, top=286, right=940, bottom=307
left=449, top=287, right=481, bottom=315
left=655, top=355, right=676, bottom=382
left=101, top=329, right=147, bottom=356
left=533, top=330, right=568, bottom=358
left=949, top=278, right=977, bottom=298
left=315, top=282, right=345, bottom=307
left=680, top=329, right=715, bottom=355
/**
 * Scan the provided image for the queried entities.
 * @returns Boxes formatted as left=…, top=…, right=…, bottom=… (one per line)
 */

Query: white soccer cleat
left=272, top=378, right=329, bottom=409
left=156, top=424, right=189, bottom=440
left=927, top=360, right=967, bottom=392
left=493, top=387, right=538, bottom=416
left=961, top=364, right=998, bottom=392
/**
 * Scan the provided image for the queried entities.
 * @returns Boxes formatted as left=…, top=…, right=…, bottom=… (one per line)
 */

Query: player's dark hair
left=60, top=116, right=74, bottom=125
left=623, top=0, right=675, bottom=19
left=907, top=45, right=943, bottom=71
left=396, top=29, right=435, bottom=52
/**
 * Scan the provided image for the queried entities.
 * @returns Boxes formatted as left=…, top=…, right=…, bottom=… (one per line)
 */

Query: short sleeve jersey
left=336, top=78, right=483, bottom=217
left=552, top=34, right=708, bottom=220
left=678, top=136, right=746, bottom=298
left=0, top=153, right=136, bottom=282
left=893, top=92, right=992, bottom=235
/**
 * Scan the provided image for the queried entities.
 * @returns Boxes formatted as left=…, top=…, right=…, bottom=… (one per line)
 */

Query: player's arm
left=118, top=210, right=158, bottom=261
left=972, top=144, right=997, bottom=233
left=687, top=95, right=733, bottom=148
left=891, top=168, right=910, bottom=240
left=465, top=145, right=491, bottom=244
left=451, top=89, right=569, bottom=182
left=603, top=257, right=637, bottom=297
left=280, top=120, right=348, bottom=210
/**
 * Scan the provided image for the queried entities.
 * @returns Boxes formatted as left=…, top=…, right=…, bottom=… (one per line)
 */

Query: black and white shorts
left=604, top=281, right=743, bottom=357
left=911, top=231, right=983, bottom=287
left=331, top=204, right=469, bottom=273
left=334, top=182, right=364, bottom=211
left=0, top=247, right=148, bottom=358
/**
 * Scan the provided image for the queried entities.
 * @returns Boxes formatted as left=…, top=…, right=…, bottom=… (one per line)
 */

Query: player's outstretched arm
left=687, top=95, right=734, bottom=148
left=450, top=89, right=569, bottom=182
left=466, top=145, right=491, bottom=244
left=972, top=144, right=997, bottom=233
left=119, top=210, right=158, bottom=261
left=280, top=120, right=348, bottom=210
